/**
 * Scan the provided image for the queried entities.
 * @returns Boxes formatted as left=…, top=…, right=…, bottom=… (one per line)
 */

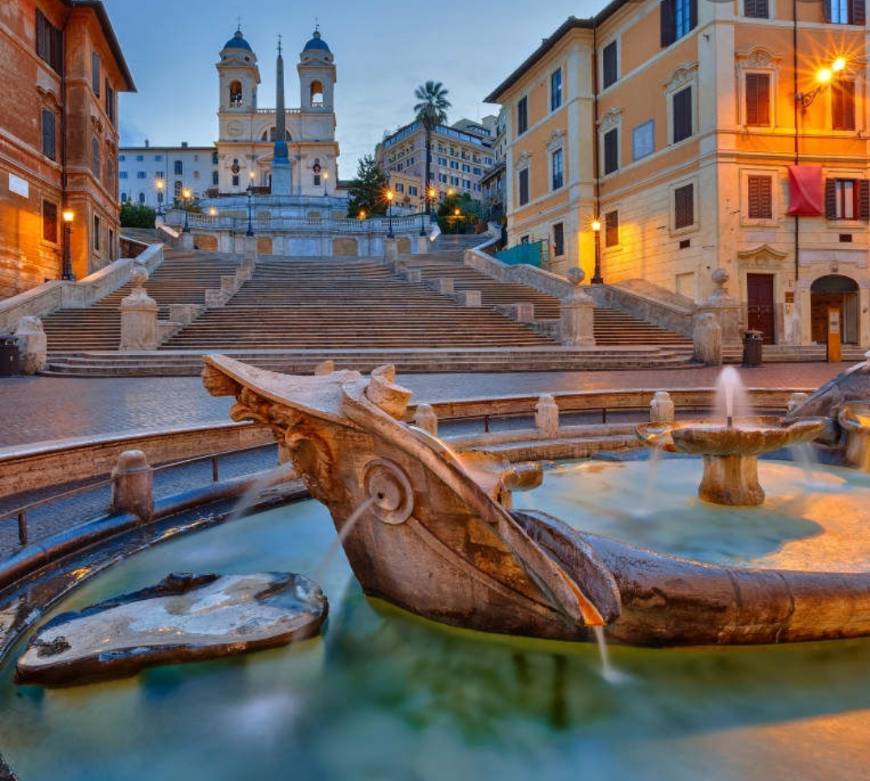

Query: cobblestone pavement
left=0, top=363, right=849, bottom=449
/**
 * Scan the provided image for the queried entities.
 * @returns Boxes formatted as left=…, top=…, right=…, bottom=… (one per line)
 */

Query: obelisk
left=271, top=36, right=291, bottom=195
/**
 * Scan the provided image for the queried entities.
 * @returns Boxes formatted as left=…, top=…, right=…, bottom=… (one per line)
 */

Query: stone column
left=13, top=316, right=47, bottom=374
left=560, top=268, right=596, bottom=347
left=692, top=312, right=723, bottom=366
left=120, top=266, right=159, bottom=351
left=111, top=450, right=154, bottom=521
left=696, top=268, right=741, bottom=346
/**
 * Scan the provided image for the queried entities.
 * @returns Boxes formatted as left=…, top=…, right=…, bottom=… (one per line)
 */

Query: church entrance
left=811, top=275, right=859, bottom=344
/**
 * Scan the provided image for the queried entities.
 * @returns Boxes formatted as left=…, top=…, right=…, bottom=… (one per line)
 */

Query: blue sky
left=104, top=0, right=597, bottom=178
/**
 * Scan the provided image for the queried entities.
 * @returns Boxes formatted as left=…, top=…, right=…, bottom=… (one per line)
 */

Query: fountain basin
left=839, top=401, right=870, bottom=472
left=637, top=417, right=826, bottom=506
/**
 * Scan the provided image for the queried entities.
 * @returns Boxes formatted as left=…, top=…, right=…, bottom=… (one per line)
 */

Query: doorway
left=746, top=273, right=776, bottom=344
left=811, top=275, right=859, bottom=344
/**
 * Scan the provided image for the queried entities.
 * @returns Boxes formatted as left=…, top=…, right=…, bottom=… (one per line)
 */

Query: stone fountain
left=200, top=355, right=870, bottom=646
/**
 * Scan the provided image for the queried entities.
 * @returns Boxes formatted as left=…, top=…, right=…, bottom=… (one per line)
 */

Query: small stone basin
left=636, top=417, right=826, bottom=506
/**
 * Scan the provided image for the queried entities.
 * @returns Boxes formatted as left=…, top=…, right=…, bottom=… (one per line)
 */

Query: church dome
left=223, top=30, right=253, bottom=51
left=303, top=30, right=330, bottom=52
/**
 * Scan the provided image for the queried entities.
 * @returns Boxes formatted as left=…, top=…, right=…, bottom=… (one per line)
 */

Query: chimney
left=181, top=141, right=189, bottom=148
left=145, top=138, right=150, bottom=148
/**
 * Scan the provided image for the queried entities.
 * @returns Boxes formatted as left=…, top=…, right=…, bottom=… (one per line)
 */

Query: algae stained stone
left=17, top=572, right=327, bottom=686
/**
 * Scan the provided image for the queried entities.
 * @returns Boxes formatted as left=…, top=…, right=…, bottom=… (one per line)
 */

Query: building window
left=136, top=171, right=146, bottom=179
left=314, top=174, right=321, bottom=186
left=136, top=154, right=144, bottom=162
left=92, top=52, right=101, bottom=97
left=827, top=0, right=862, bottom=24
left=672, top=86, right=693, bottom=143
left=551, top=148, right=564, bottom=190
left=42, top=201, right=58, bottom=244
left=747, top=175, right=773, bottom=219
left=35, top=10, right=63, bottom=74
left=232, top=175, right=240, bottom=187
left=518, top=168, right=530, bottom=206
left=603, top=128, right=619, bottom=175
left=229, top=81, right=243, bottom=107
left=553, top=222, right=565, bottom=257
left=517, top=97, right=528, bottom=135
left=93, top=214, right=101, bottom=252
left=745, top=74, right=770, bottom=126
left=92, top=137, right=101, bottom=178
left=121, top=192, right=128, bottom=202
left=826, top=178, right=870, bottom=220
left=119, top=171, right=128, bottom=179
left=605, top=211, right=619, bottom=247
left=550, top=69, right=563, bottom=111
left=138, top=192, right=145, bottom=204
left=660, top=0, right=697, bottom=47
left=674, top=183, right=694, bottom=229
left=602, top=41, right=618, bottom=89
left=632, top=120, right=655, bottom=161
left=832, top=80, right=856, bottom=130
left=41, top=108, right=56, bottom=161
left=213, top=171, right=219, bottom=186
left=105, top=81, right=115, bottom=124
left=174, top=160, right=183, bottom=175
left=744, top=0, right=769, bottom=17
left=212, top=152, right=219, bottom=165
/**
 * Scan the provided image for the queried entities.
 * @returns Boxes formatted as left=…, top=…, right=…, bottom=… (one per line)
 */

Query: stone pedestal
left=180, top=232, right=195, bottom=250
left=272, top=159, right=291, bottom=196
left=404, top=269, right=423, bottom=284
left=693, top=312, right=723, bottom=366
left=243, top=235, right=258, bottom=262
left=697, top=268, right=741, bottom=346
left=111, top=450, right=154, bottom=521
left=460, top=291, right=481, bottom=308
left=433, top=278, right=454, bottom=295
left=120, top=267, right=158, bottom=351
left=535, top=394, right=559, bottom=437
left=384, top=238, right=398, bottom=262
left=649, top=391, right=675, bottom=424
left=414, top=403, right=439, bottom=436
left=13, top=316, right=47, bottom=374
left=415, top=235, right=429, bottom=255
left=699, top=454, right=764, bottom=506
left=560, top=292, right=595, bottom=347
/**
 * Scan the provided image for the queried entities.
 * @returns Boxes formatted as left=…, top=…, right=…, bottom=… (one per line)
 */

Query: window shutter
left=748, top=176, right=772, bottom=219
left=843, top=81, right=855, bottom=130
left=825, top=179, right=837, bottom=219
left=851, top=0, right=866, bottom=24
left=860, top=180, right=870, bottom=220
left=42, top=109, right=56, bottom=160
left=823, top=0, right=833, bottom=22
left=673, top=88, right=692, bottom=143
left=660, top=0, right=675, bottom=47
left=689, top=0, right=698, bottom=29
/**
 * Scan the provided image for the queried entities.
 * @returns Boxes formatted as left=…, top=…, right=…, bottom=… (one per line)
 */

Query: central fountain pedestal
left=699, top=453, right=764, bottom=506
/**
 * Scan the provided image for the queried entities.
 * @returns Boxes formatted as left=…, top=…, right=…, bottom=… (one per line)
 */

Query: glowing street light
left=832, top=56, right=847, bottom=74
left=181, top=188, right=192, bottom=233
left=797, top=57, right=848, bottom=109
left=155, top=178, right=165, bottom=216
left=61, top=209, right=75, bottom=281
left=386, top=188, right=395, bottom=238
left=591, top=217, right=603, bottom=284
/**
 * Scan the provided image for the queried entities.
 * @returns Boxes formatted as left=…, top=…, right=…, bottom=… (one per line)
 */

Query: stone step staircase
left=42, top=250, right=243, bottom=352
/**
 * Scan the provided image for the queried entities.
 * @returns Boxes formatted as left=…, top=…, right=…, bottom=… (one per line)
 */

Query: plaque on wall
left=784, top=291, right=794, bottom=304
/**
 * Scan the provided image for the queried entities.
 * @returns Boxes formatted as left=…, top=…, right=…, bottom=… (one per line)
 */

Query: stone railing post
left=13, top=316, right=47, bottom=374
left=650, top=391, right=675, bottom=424
left=415, top=235, right=429, bottom=255
left=120, top=266, right=158, bottom=351
left=414, top=403, right=439, bottom=436
left=560, top=268, right=596, bottom=347
left=535, top=394, right=560, bottom=437
left=692, top=312, right=723, bottom=366
left=111, top=450, right=154, bottom=521
left=384, top=238, right=398, bottom=262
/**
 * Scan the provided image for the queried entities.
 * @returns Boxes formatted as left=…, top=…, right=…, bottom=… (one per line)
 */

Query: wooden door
left=746, top=274, right=775, bottom=344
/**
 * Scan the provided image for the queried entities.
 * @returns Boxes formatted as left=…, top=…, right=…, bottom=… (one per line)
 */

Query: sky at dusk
left=103, top=0, right=599, bottom=178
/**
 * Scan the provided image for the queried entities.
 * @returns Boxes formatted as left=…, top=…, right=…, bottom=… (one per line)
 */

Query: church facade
left=214, top=28, right=340, bottom=197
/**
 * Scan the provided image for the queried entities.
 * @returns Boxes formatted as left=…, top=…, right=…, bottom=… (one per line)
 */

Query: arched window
left=310, top=80, right=324, bottom=106
left=229, top=81, right=243, bottom=107
left=260, top=127, right=292, bottom=142
left=138, top=192, right=145, bottom=204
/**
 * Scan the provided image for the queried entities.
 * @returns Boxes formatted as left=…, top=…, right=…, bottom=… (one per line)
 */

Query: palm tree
left=414, top=81, right=451, bottom=217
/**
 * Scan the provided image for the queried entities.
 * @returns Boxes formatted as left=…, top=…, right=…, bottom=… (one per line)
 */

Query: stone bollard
left=414, top=403, right=439, bottom=436
left=384, top=238, right=399, bottom=262
left=535, top=394, right=560, bottom=438
left=461, top=290, right=482, bottom=308
left=120, top=266, right=158, bottom=351
left=693, top=312, right=723, bottom=366
left=314, top=359, right=336, bottom=376
left=111, top=450, right=154, bottom=521
left=650, top=391, right=675, bottom=424
left=415, top=235, right=429, bottom=255
left=243, top=235, right=257, bottom=262
left=787, top=392, right=809, bottom=415
left=13, top=316, right=47, bottom=374
left=434, top=277, right=455, bottom=295
left=180, top=232, right=195, bottom=251
left=560, top=269, right=595, bottom=346
left=404, top=269, right=423, bottom=284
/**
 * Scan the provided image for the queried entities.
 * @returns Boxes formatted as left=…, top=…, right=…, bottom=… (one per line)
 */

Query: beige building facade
left=488, top=2, right=870, bottom=347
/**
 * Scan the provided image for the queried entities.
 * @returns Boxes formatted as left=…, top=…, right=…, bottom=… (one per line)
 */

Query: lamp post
left=590, top=218, right=603, bottom=284
left=61, top=209, right=75, bottom=281
left=182, top=188, right=192, bottom=233
left=421, top=186, right=436, bottom=236
left=323, top=170, right=330, bottom=197
left=453, top=207, right=462, bottom=235
left=386, top=189, right=395, bottom=238
left=155, top=179, right=165, bottom=217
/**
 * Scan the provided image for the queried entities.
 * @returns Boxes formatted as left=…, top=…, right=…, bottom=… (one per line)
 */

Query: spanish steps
left=43, top=234, right=696, bottom=375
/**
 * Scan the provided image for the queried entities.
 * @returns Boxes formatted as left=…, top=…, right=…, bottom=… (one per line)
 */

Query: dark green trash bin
left=742, top=330, right=763, bottom=368
left=0, top=336, right=20, bottom=376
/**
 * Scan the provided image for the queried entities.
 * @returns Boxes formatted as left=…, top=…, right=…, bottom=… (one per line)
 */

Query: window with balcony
left=602, top=41, right=618, bottom=89
left=550, top=69, right=563, bottom=111
left=517, top=97, right=528, bottom=135
left=832, top=80, right=856, bottom=130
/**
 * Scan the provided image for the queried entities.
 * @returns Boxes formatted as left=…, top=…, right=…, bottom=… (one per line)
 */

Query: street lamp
left=386, top=189, right=395, bottom=238
left=323, top=170, right=330, bottom=197
left=61, top=209, right=75, bottom=281
left=590, top=218, right=603, bottom=284
left=421, top=186, right=437, bottom=236
left=358, top=209, right=367, bottom=221
left=182, top=188, right=192, bottom=233
left=155, top=178, right=165, bottom=217
left=797, top=57, right=849, bottom=109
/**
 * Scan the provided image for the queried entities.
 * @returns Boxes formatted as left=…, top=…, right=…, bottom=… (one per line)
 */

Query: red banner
left=787, top=165, right=823, bottom=217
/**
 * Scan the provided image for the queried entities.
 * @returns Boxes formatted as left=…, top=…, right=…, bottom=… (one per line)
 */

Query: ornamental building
left=0, top=0, right=134, bottom=298
left=487, top=1, right=870, bottom=348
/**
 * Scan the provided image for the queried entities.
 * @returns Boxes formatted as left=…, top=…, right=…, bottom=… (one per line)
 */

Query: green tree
left=346, top=155, right=389, bottom=218
left=436, top=192, right=479, bottom=234
left=119, top=202, right=156, bottom=228
left=413, top=81, right=451, bottom=215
